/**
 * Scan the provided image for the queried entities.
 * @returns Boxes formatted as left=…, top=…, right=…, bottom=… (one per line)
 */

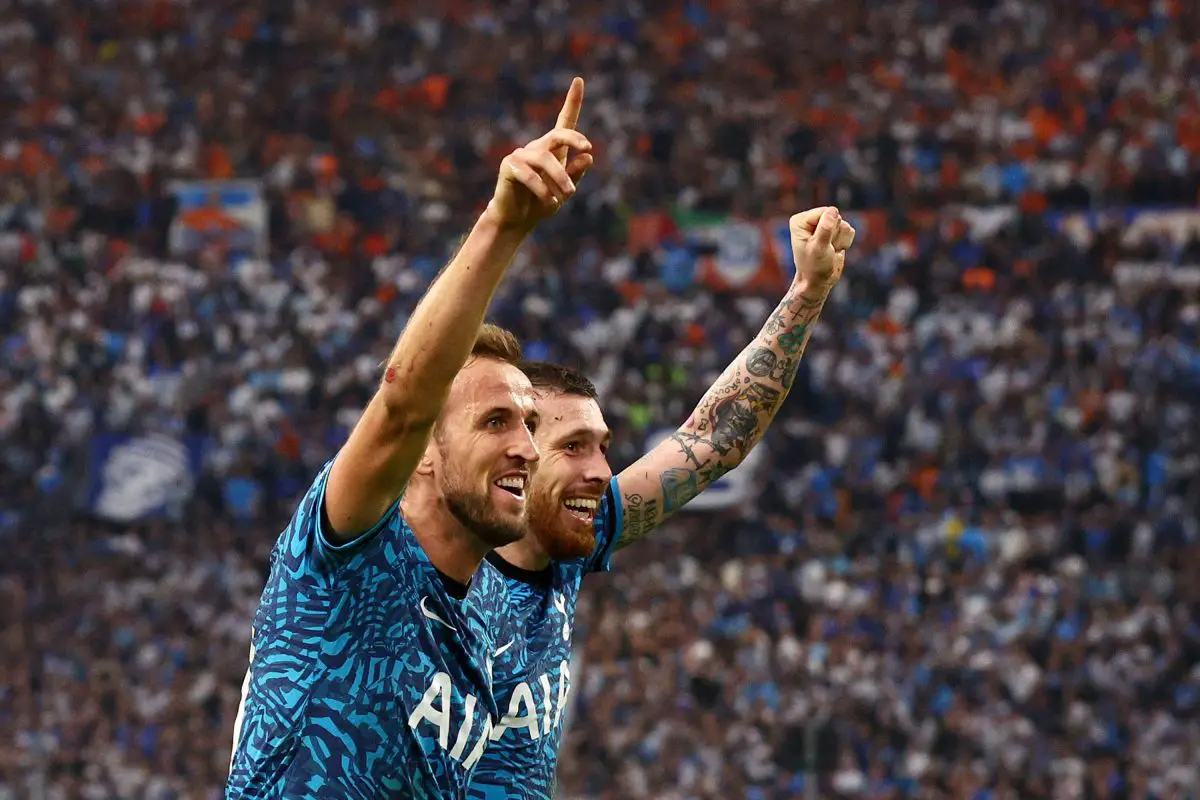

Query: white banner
left=1113, top=263, right=1200, bottom=289
left=710, top=221, right=766, bottom=288
left=88, top=434, right=203, bottom=522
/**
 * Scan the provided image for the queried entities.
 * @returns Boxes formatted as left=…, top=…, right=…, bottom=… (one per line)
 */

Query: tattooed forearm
left=778, top=355, right=801, bottom=390
left=623, top=493, right=659, bottom=541
left=759, top=350, right=801, bottom=389
left=777, top=323, right=810, bottom=356
left=765, top=291, right=824, bottom=334
left=745, top=347, right=778, bottom=377
left=685, top=282, right=825, bottom=468
left=698, top=382, right=781, bottom=456
left=660, top=468, right=699, bottom=515
left=670, top=432, right=707, bottom=468
left=615, top=280, right=831, bottom=549
left=699, top=462, right=730, bottom=485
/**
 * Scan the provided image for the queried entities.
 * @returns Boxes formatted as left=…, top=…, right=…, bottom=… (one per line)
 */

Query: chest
left=488, top=574, right=584, bottom=745
left=350, top=568, right=510, bottom=771
left=317, top=555, right=507, bottom=711
left=511, top=571, right=584, bottom=671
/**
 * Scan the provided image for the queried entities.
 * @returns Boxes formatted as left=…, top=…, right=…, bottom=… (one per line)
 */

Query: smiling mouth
left=494, top=476, right=526, bottom=500
left=562, top=497, right=599, bottom=522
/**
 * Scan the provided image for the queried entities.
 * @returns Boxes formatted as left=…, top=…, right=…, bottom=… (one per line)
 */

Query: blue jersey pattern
left=468, top=477, right=623, bottom=800
left=227, top=461, right=514, bottom=799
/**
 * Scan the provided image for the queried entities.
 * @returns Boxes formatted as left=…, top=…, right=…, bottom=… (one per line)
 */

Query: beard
left=441, top=470, right=525, bottom=549
left=526, top=484, right=597, bottom=561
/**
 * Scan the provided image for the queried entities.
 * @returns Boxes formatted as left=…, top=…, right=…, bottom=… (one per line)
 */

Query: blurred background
left=2, top=0, right=1200, bottom=797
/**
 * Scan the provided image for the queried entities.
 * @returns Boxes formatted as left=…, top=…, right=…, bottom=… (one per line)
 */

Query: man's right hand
left=788, top=206, right=856, bottom=294
left=484, top=77, right=593, bottom=232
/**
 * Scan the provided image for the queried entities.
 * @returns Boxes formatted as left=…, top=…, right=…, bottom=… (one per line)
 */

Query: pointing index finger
left=551, top=77, right=585, bottom=164
left=555, top=77, right=585, bottom=132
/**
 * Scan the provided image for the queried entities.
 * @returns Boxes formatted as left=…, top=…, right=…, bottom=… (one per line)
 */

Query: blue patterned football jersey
left=467, top=477, right=623, bottom=800
left=227, top=461, right=514, bottom=799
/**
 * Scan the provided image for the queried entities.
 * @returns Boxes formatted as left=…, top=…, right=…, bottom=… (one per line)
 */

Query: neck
left=494, top=536, right=551, bottom=572
left=399, top=486, right=490, bottom=586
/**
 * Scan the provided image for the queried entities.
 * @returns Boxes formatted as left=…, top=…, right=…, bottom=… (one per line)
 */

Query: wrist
left=791, top=277, right=834, bottom=301
left=480, top=202, right=536, bottom=238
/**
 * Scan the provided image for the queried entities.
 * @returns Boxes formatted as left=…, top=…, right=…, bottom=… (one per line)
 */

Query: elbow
left=373, top=384, right=445, bottom=436
left=676, top=419, right=758, bottom=469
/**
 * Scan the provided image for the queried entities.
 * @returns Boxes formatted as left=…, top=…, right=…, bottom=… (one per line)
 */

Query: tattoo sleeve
left=614, top=281, right=831, bottom=548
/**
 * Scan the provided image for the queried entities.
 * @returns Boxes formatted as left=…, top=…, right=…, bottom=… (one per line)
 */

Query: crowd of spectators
left=2, top=0, right=1200, bottom=797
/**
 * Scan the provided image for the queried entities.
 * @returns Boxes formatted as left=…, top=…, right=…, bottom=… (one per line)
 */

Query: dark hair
left=470, top=324, right=523, bottom=364
left=519, top=361, right=598, bottom=399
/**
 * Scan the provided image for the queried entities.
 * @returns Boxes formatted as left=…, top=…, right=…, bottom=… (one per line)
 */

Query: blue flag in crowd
left=87, top=434, right=206, bottom=522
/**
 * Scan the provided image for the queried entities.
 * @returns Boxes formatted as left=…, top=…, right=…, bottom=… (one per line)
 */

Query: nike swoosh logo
left=494, top=639, right=514, bottom=658
left=420, top=597, right=457, bottom=632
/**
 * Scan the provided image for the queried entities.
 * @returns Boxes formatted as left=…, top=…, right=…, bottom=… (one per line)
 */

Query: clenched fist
left=789, top=206, right=856, bottom=292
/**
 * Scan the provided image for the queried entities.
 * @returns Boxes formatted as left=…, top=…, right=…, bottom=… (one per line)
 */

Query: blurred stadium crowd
left=3, top=0, right=1200, bottom=797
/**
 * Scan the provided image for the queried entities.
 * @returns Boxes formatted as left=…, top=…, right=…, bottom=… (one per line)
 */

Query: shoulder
left=582, top=476, right=624, bottom=574
left=282, top=461, right=336, bottom=545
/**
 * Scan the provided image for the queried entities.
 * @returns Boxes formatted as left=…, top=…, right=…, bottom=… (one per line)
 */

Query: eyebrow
left=558, top=427, right=612, bottom=447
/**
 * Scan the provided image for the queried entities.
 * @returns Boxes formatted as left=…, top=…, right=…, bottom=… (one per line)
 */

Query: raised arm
left=324, top=79, right=594, bottom=539
left=614, top=207, right=855, bottom=547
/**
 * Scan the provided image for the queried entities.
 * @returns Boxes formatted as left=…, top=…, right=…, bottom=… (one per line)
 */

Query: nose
left=584, top=452, right=613, bottom=484
left=510, top=426, right=540, bottom=465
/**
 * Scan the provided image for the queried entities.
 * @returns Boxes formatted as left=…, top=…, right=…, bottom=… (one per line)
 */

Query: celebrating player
left=226, top=79, right=593, bottom=798
left=468, top=207, right=856, bottom=799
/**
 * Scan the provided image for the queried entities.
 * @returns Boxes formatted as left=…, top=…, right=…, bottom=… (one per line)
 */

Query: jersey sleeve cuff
left=588, top=476, right=624, bottom=573
left=316, top=498, right=398, bottom=555
left=313, top=464, right=400, bottom=558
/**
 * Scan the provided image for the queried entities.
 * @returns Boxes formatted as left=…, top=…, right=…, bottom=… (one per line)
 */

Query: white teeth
left=563, top=498, right=599, bottom=512
left=495, top=476, right=526, bottom=491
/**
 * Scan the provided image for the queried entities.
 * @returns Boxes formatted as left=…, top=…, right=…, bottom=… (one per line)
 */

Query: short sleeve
left=584, top=476, right=624, bottom=574
left=278, top=459, right=400, bottom=578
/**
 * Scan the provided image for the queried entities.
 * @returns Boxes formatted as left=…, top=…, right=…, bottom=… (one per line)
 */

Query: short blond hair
left=379, top=323, right=521, bottom=372
left=432, top=324, right=523, bottom=443
left=469, top=324, right=522, bottom=365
